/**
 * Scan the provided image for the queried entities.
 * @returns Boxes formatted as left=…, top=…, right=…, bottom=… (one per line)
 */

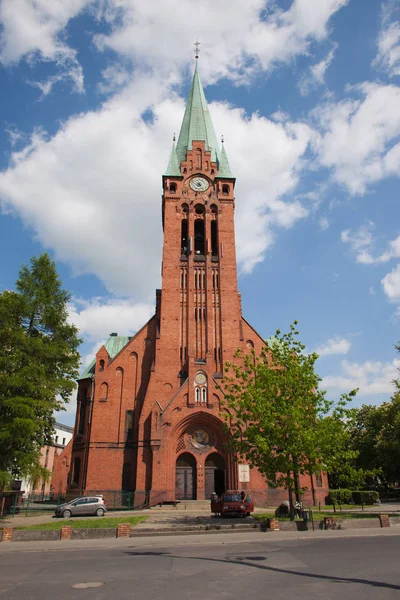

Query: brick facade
left=51, top=439, right=73, bottom=496
left=67, top=67, right=328, bottom=507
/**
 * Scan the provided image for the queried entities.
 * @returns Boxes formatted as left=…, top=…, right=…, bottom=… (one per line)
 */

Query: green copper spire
left=218, top=140, right=234, bottom=179
left=164, top=138, right=181, bottom=177
left=176, top=60, right=220, bottom=165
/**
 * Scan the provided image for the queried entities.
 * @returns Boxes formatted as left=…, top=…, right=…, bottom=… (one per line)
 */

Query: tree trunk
left=310, top=470, right=316, bottom=506
left=294, top=469, right=301, bottom=503
left=287, top=472, right=295, bottom=520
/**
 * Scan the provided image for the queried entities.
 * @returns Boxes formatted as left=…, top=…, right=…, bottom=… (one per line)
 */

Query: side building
left=68, top=59, right=328, bottom=507
left=19, top=423, right=74, bottom=497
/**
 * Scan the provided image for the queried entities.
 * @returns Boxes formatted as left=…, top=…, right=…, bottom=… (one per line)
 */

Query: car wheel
left=96, top=508, right=105, bottom=516
left=62, top=509, right=72, bottom=518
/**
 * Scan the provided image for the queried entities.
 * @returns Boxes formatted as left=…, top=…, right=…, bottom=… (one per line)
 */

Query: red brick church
left=68, top=58, right=328, bottom=506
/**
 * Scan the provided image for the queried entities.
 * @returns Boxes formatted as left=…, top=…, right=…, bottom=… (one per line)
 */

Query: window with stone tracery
left=194, top=371, right=207, bottom=403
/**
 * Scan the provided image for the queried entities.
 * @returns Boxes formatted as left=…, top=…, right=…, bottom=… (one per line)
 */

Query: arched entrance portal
left=176, top=453, right=196, bottom=500
left=205, top=453, right=225, bottom=497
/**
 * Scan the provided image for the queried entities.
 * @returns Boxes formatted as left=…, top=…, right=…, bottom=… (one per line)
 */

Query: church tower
left=68, top=55, right=328, bottom=506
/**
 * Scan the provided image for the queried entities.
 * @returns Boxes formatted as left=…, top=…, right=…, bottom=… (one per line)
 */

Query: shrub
left=327, top=489, right=352, bottom=505
left=380, top=488, right=400, bottom=499
left=351, top=490, right=379, bottom=505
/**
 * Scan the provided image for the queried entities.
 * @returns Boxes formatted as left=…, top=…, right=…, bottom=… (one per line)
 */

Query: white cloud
left=299, top=45, right=337, bottom=96
left=210, top=103, right=313, bottom=272
left=315, top=336, right=351, bottom=357
left=342, top=223, right=400, bottom=265
left=341, top=222, right=375, bottom=263
left=0, top=0, right=349, bottom=94
left=29, top=66, right=85, bottom=98
left=319, top=216, right=330, bottom=231
left=373, top=1, right=400, bottom=78
left=93, top=0, right=349, bottom=84
left=323, top=357, right=400, bottom=396
left=382, top=264, right=400, bottom=302
left=0, top=72, right=315, bottom=293
left=68, top=297, right=154, bottom=342
left=0, top=0, right=89, bottom=92
left=313, top=82, right=400, bottom=194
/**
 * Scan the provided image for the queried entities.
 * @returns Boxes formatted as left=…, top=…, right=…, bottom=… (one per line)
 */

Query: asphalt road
left=1, top=535, right=399, bottom=600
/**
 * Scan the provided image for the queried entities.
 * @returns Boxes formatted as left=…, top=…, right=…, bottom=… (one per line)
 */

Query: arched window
left=222, top=184, right=229, bottom=195
left=194, top=371, right=208, bottom=404
left=195, top=204, right=205, bottom=215
left=194, top=220, right=205, bottom=255
left=211, top=221, right=218, bottom=257
left=72, top=457, right=81, bottom=486
left=78, top=400, right=86, bottom=435
left=99, top=382, right=108, bottom=402
left=181, top=219, right=188, bottom=256
left=99, top=359, right=104, bottom=372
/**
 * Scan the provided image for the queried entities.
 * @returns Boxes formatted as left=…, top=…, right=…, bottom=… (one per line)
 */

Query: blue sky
left=1, top=0, right=400, bottom=425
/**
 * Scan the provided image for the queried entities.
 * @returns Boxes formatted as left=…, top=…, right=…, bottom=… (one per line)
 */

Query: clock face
left=190, top=177, right=209, bottom=192
left=195, top=372, right=207, bottom=385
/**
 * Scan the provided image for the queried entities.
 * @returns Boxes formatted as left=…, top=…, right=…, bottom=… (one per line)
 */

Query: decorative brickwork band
left=1, top=527, right=13, bottom=542
left=117, top=523, right=131, bottom=538
left=379, top=514, right=390, bottom=528
left=268, top=518, right=280, bottom=531
left=61, top=526, right=72, bottom=540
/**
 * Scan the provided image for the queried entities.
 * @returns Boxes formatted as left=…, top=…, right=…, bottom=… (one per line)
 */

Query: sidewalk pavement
left=1, top=525, right=400, bottom=554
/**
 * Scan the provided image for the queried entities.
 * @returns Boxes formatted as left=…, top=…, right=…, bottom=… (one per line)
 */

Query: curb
left=1, top=515, right=397, bottom=543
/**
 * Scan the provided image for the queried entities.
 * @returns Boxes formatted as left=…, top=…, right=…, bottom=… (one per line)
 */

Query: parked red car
left=211, top=492, right=254, bottom=517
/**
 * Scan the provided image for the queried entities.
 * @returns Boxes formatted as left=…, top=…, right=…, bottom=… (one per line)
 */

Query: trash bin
left=302, top=508, right=311, bottom=522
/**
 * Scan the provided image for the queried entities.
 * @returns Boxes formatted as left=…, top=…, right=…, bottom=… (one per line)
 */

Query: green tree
left=222, top=322, right=358, bottom=516
left=349, top=398, right=400, bottom=488
left=0, top=253, right=81, bottom=490
left=339, top=344, right=400, bottom=490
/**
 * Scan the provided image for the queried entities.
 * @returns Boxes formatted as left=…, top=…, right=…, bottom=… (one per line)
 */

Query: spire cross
left=194, top=40, right=200, bottom=59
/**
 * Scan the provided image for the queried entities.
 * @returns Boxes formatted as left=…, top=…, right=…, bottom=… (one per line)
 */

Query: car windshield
left=223, top=494, right=242, bottom=502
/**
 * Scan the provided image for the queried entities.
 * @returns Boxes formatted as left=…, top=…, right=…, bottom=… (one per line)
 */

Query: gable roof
left=78, top=335, right=131, bottom=381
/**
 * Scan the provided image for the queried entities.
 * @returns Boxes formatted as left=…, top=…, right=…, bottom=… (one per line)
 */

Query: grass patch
left=254, top=511, right=396, bottom=522
left=319, top=504, right=374, bottom=511
left=14, top=515, right=148, bottom=531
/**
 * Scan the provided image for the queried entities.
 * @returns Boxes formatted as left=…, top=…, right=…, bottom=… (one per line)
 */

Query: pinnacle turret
left=164, top=139, right=181, bottom=177
left=218, top=141, right=234, bottom=179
